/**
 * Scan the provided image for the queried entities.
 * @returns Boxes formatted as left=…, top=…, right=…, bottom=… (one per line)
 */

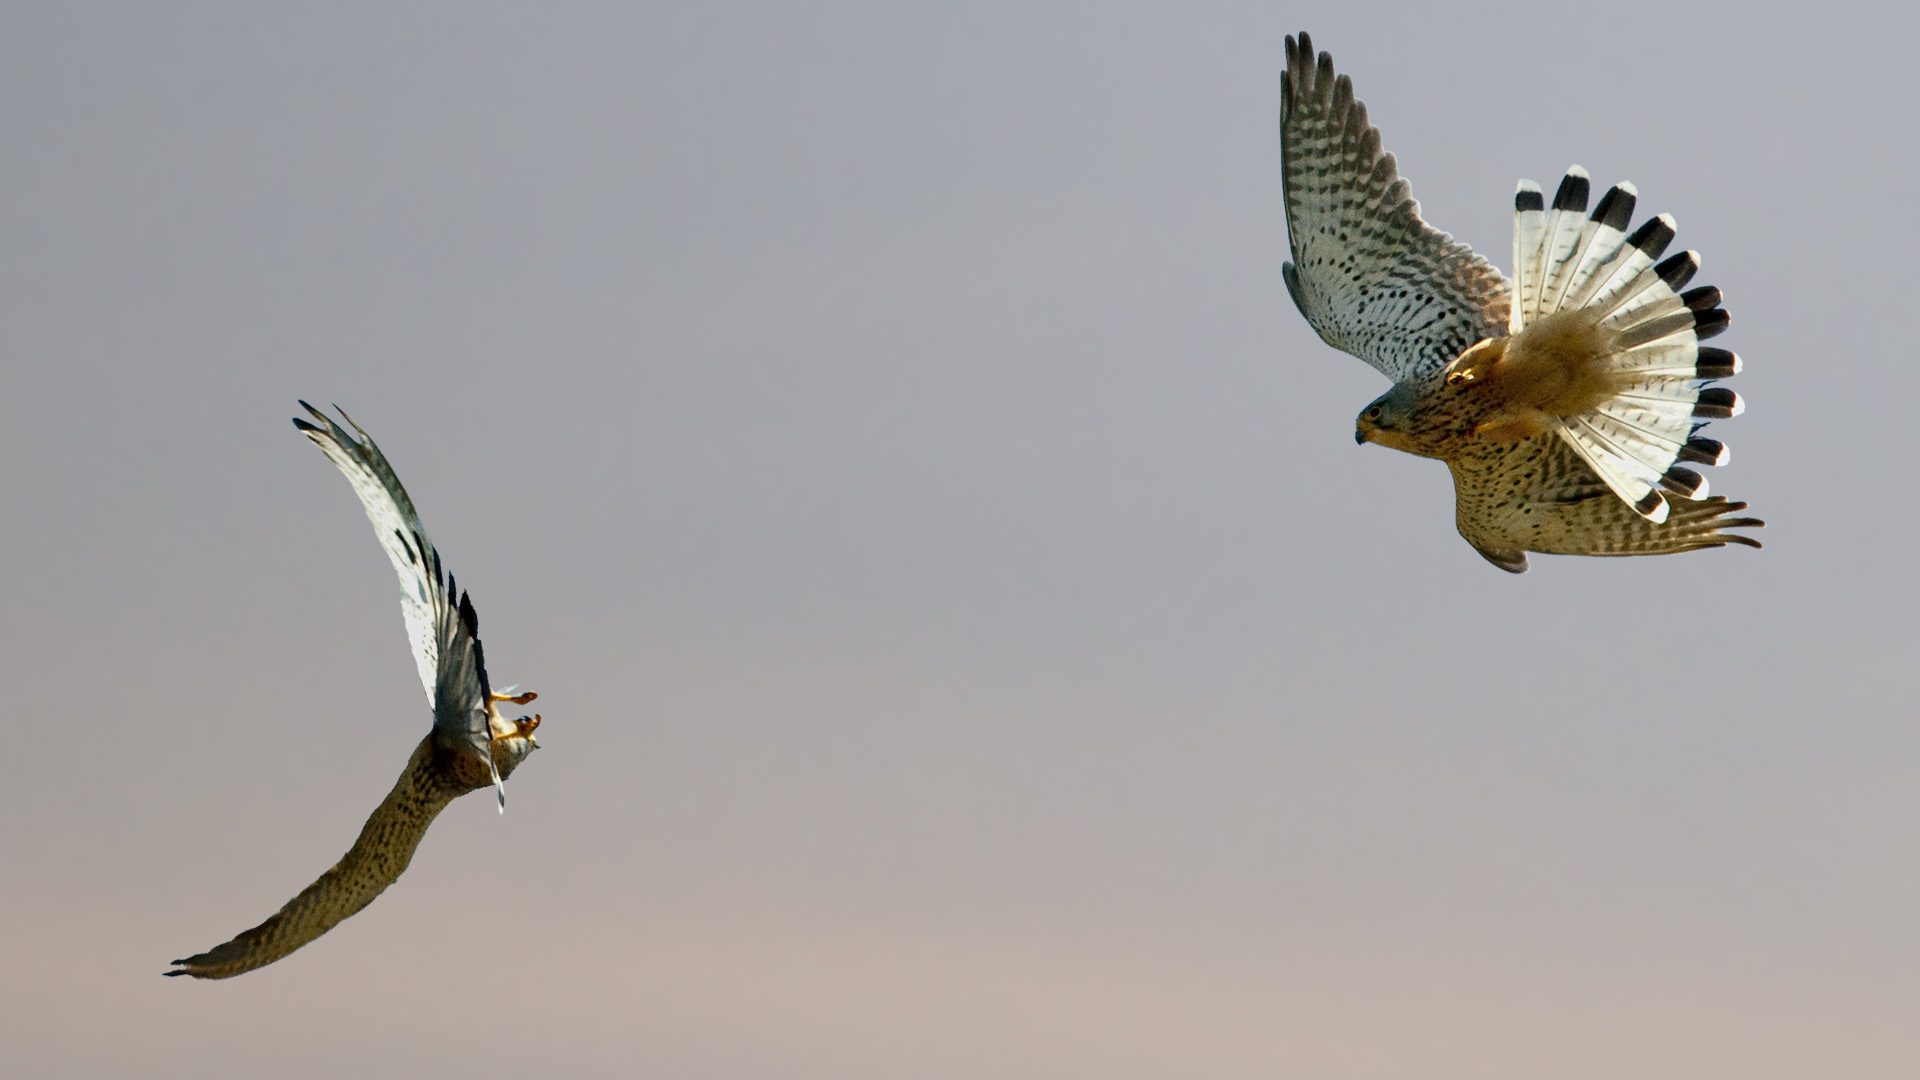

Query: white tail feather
left=1506, top=169, right=1738, bottom=518
left=1532, top=167, right=1590, bottom=323
left=1555, top=181, right=1636, bottom=312
left=488, top=753, right=506, bottom=812
left=1611, top=340, right=1698, bottom=375
left=1511, top=180, right=1545, bottom=334
left=1585, top=215, right=1675, bottom=313
left=1556, top=417, right=1670, bottom=523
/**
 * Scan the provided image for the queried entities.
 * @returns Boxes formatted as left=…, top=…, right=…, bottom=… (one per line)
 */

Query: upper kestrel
left=1280, top=31, right=1762, bottom=572
left=167, top=403, right=543, bottom=979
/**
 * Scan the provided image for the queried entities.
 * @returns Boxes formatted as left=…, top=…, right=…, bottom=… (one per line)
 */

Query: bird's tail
left=1509, top=167, right=1742, bottom=523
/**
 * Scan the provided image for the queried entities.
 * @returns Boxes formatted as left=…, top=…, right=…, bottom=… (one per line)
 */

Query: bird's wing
left=166, top=735, right=462, bottom=979
left=293, top=404, right=494, bottom=760
left=293, top=403, right=447, bottom=710
left=435, top=586, right=496, bottom=774
left=1448, top=434, right=1763, bottom=572
left=1280, top=31, right=1510, bottom=385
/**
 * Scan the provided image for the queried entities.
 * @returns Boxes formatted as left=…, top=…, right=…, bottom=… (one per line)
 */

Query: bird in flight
left=1279, top=31, right=1762, bottom=572
left=168, top=403, right=543, bottom=979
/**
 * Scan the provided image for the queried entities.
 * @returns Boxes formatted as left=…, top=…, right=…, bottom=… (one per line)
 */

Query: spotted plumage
left=1280, top=32, right=1761, bottom=573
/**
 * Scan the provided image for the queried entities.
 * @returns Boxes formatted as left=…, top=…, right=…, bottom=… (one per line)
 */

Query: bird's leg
left=491, top=689, right=537, bottom=705
left=486, top=714, right=541, bottom=812
left=486, top=704, right=541, bottom=742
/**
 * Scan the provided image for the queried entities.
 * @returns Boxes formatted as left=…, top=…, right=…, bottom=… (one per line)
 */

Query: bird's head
left=1354, top=383, right=1422, bottom=454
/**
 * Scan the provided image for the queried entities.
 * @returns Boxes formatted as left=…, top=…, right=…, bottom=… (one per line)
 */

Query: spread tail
left=1510, top=167, right=1744, bottom=522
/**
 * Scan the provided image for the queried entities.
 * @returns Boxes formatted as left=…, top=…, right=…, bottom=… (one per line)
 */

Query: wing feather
left=292, top=403, right=445, bottom=709
left=165, top=736, right=462, bottom=979
left=1449, top=434, right=1761, bottom=565
left=294, top=404, right=495, bottom=760
left=438, top=583, right=498, bottom=797
left=1280, top=31, right=1509, bottom=384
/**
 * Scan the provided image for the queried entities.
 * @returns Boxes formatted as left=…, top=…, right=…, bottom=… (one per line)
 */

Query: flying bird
left=168, top=403, right=543, bottom=979
left=1279, top=32, right=1762, bottom=572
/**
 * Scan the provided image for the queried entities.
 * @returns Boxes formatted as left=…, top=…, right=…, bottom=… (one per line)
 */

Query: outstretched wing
left=293, top=403, right=446, bottom=709
left=1280, top=31, right=1510, bottom=385
left=166, top=736, right=462, bottom=979
left=1448, top=434, right=1763, bottom=573
left=293, top=404, right=493, bottom=760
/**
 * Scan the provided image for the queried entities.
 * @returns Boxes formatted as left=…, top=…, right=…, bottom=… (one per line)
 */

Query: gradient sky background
left=4, top=3, right=1917, bottom=1077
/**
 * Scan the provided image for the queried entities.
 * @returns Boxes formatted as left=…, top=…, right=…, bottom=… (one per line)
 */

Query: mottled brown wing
left=1280, top=31, right=1510, bottom=384
left=1447, top=434, right=1763, bottom=573
left=167, top=736, right=462, bottom=979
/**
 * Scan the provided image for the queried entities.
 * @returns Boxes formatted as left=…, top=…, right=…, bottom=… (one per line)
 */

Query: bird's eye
left=1366, top=405, right=1383, bottom=420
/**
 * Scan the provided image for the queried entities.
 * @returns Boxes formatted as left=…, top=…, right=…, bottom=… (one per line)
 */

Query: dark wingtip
left=1473, top=544, right=1529, bottom=574
left=1515, top=186, right=1545, bottom=213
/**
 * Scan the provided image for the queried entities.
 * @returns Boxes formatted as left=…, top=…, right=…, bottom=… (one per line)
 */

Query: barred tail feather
left=1530, top=167, right=1591, bottom=324
left=1564, top=213, right=1676, bottom=318
left=1510, top=181, right=1545, bottom=333
left=1508, top=168, right=1744, bottom=522
left=1573, top=279, right=1737, bottom=519
left=1556, top=415, right=1671, bottom=523
left=1554, top=181, right=1637, bottom=313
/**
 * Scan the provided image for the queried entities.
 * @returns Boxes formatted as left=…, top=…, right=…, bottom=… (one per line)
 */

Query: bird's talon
left=492, top=714, right=541, bottom=749
left=491, top=689, right=538, bottom=705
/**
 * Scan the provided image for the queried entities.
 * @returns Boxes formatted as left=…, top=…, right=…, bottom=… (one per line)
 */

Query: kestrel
left=1280, top=32, right=1762, bottom=572
left=167, top=403, right=543, bottom=979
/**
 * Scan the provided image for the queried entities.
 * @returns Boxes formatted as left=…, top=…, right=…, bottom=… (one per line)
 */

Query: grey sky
left=3, top=3, right=1916, bottom=1077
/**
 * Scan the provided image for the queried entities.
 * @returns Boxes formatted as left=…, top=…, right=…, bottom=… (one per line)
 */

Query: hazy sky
left=4, top=3, right=1917, bottom=1077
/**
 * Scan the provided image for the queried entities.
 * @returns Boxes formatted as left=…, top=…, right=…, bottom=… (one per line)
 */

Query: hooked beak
left=1355, top=426, right=1368, bottom=445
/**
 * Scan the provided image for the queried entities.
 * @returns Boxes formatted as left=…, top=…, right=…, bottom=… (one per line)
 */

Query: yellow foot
left=490, top=713, right=542, bottom=750
left=491, top=689, right=538, bottom=705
